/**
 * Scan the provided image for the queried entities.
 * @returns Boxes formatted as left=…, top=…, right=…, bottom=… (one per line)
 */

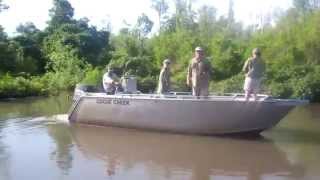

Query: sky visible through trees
left=0, top=0, right=320, bottom=102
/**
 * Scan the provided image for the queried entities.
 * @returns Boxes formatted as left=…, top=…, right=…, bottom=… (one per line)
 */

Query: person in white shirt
left=103, top=67, right=121, bottom=94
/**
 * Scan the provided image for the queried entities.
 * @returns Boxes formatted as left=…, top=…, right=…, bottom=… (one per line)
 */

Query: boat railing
left=86, top=92, right=271, bottom=101
left=231, top=93, right=271, bottom=101
left=83, top=91, right=274, bottom=101
left=82, top=91, right=309, bottom=105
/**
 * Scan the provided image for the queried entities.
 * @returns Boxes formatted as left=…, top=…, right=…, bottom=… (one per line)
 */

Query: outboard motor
left=73, top=84, right=97, bottom=101
left=121, top=76, right=138, bottom=94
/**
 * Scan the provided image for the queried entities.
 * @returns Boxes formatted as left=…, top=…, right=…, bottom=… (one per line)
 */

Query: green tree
left=16, top=22, right=40, bottom=36
left=44, top=21, right=110, bottom=66
left=11, top=36, right=46, bottom=74
left=227, top=0, right=235, bottom=25
left=43, top=43, right=87, bottom=93
left=197, top=5, right=217, bottom=45
left=151, top=0, right=169, bottom=31
left=0, top=25, right=6, bottom=41
left=48, top=0, right=74, bottom=28
left=0, top=28, right=16, bottom=74
left=173, top=0, right=196, bottom=31
left=293, top=0, right=320, bottom=16
left=133, top=14, right=154, bottom=52
left=136, top=13, right=154, bottom=38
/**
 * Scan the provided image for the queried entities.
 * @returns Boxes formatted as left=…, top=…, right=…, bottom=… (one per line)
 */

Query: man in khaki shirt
left=187, top=47, right=213, bottom=96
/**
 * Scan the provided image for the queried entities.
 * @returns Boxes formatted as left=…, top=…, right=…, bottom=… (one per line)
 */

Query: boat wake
left=45, top=114, right=69, bottom=124
left=0, top=114, right=69, bottom=135
left=6, top=114, right=69, bottom=126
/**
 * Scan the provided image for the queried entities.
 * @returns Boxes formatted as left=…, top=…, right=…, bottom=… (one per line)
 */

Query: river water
left=0, top=94, right=320, bottom=180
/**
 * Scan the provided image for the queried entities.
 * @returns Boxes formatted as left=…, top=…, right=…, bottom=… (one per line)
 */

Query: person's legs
left=252, top=92, right=257, bottom=101
left=200, top=86, right=209, bottom=97
left=244, top=77, right=251, bottom=101
left=245, top=90, right=251, bottom=101
left=109, top=85, right=116, bottom=94
left=192, top=86, right=200, bottom=96
left=192, top=87, right=196, bottom=96
left=115, top=84, right=123, bottom=94
left=251, top=78, right=260, bottom=101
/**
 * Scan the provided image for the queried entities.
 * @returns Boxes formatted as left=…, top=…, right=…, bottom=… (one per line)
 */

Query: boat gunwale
left=80, top=92, right=308, bottom=105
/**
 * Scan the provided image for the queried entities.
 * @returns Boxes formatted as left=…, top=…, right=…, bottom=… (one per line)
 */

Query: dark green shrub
left=137, top=76, right=157, bottom=93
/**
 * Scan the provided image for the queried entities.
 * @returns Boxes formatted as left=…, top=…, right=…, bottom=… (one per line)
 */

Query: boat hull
left=68, top=94, right=305, bottom=135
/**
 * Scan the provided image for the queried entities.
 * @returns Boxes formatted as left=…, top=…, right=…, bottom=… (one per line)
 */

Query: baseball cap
left=195, top=46, right=204, bottom=51
left=163, top=59, right=171, bottom=64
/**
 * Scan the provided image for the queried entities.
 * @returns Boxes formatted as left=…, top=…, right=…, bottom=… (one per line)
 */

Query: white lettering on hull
left=96, top=98, right=130, bottom=105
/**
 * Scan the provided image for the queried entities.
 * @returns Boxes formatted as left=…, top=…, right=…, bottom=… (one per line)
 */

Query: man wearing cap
left=103, top=66, right=121, bottom=94
left=187, top=47, right=213, bottom=96
left=242, top=48, right=265, bottom=101
left=157, top=59, right=171, bottom=94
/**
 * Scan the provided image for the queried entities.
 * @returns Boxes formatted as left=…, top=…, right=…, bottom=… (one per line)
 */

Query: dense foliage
left=0, top=0, right=320, bottom=102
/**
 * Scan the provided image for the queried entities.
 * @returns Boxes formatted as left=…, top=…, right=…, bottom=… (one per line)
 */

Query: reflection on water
left=0, top=122, right=10, bottom=180
left=47, top=123, right=73, bottom=174
left=263, top=106, right=320, bottom=180
left=0, top=94, right=320, bottom=180
left=70, top=125, right=303, bottom=180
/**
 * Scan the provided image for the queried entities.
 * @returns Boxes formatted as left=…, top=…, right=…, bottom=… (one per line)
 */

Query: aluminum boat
left=68, top=83, right=308, bottom=135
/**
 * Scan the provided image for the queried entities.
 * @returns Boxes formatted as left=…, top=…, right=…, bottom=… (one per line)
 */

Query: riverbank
left=1, top=71, right=320, bottom=102
left=0, top=74, right=47, bottom=99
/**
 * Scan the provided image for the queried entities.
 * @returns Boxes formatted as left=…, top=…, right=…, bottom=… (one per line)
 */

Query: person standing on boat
left=243, top=48, right=265, bottom=101
left=187, top=47, right=213, bottom=96
left=103, top=66, right=121, bottom=94
left=157, top=59, right=171, bottom=94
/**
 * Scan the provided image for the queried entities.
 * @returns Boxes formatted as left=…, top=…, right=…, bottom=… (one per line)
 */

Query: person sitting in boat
left=242, top=48, right=265, bottom=101
left=187, top=46, right=213, bottom=97
left=157, top=59, right=171, bottom=94
left=103, top=66, right=122, bottom=94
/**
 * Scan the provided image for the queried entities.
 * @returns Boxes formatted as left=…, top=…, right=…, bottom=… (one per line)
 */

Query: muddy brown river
left=0, top=94, right=319, bottom=180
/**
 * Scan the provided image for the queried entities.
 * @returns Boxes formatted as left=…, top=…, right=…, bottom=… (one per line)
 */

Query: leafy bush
left=267, top=81, right=293, bottom=98
left=291, top=66, right=320, bottom=102
left=211, top=74, right=244, bottom=94
left=81, top=67, right=103, bottom=86
left=137, top=76, right=157, bottom=93
left=171, top=70, right=189, bottom=92
left=0, top=74, right=47, bottom=98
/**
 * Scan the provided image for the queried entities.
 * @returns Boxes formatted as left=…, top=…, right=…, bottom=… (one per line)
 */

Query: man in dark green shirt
left=157, top=59, right=171, bottom=94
